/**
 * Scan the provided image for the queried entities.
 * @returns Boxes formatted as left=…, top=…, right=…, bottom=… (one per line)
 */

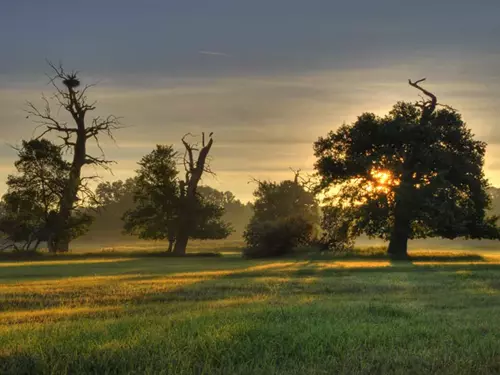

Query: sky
left=1, top=0, right=500, bottom=202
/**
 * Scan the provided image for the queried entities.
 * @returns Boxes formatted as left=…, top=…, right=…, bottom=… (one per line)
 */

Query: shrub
left=243, top=216, right=313, bottom=258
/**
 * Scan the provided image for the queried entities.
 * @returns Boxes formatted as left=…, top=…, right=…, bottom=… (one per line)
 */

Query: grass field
left=1, top=244, right=500, bottom=374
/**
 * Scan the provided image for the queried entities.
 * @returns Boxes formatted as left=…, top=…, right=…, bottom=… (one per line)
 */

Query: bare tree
left=173, top=132, right=214, bottom=254
left=25, top=62, right=120, bottom=252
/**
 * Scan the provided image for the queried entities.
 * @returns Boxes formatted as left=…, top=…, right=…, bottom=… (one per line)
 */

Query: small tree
left=314, top=79, right=500, bottom=258
left=243, top=174, right=320, bottom=257
left=123, top=145, right=180, bottom=251
left=25, top=63, right=120, bottom=252
left=123, top=144, right=231, bottom=253
left=0, top=139, right=91, bottom=251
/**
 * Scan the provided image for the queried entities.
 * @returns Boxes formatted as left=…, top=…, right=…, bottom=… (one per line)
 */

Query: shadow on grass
left=0, top=250, right=223, bottom=262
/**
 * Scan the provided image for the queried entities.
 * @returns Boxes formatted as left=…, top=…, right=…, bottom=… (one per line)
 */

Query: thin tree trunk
left=47, top=233, right=57, bottom=253
left=32, top=239, right=41, bottom=252
left=167, top=238, right=175, bottom=253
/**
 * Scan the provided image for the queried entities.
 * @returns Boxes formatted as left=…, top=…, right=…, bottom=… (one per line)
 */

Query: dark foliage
left=243, top=215, right=313, bottom=258
left=243, top=177, right=320, bottom=257
left=123, top=145, right=232, bottom=252
left=319, top=205, right=357, bottom=252
left=0, top=139, right=92, bottom=251
left=314, top=80, right=500, bottom=257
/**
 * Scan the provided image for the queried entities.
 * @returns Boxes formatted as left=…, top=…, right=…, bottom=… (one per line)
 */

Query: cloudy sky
left=1, top=0, right=500, bottom=202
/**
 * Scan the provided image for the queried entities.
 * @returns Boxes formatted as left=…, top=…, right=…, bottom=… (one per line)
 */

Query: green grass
left=1, top=246, right=500, bottom=374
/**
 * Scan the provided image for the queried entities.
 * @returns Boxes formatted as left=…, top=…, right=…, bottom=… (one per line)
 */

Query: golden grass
left=0, top=306, right=122, bottom=325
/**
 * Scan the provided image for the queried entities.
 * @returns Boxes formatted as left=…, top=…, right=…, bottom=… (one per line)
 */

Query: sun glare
left=367, top=169, right=399, bottom=194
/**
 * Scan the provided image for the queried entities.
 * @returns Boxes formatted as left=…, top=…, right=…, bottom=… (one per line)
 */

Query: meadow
left=1, top=242, right=500, bottom=374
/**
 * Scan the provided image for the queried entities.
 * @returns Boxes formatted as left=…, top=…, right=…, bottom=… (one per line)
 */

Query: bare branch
left=408, top=78, right=437, bottom=116
left=436, top=103, right=457, bottom=112
left=181, top=133, right=195, bottom=174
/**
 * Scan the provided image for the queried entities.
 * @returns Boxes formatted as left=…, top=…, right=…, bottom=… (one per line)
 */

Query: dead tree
left=26, top=62, right=120, bottom=252
left=173, top=132, right=214, bottom=255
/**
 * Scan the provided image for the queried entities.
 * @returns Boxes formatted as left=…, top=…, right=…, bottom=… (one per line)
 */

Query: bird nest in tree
left=62, top=74, right=80, bottom=88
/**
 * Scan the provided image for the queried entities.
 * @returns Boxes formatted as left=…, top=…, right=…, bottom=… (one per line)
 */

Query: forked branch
left=408, top=78, right=437, bottom=117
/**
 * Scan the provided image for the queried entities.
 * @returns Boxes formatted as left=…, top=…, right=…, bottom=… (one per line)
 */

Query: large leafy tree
left=314, top=79, right=500, bottom=258
left=0, top=139, right=91, bottom=251
left=123, top=145, right=232, bottom=253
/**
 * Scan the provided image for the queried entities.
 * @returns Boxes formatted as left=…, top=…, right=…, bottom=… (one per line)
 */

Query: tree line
left=1, top=66, right=499, bottom=258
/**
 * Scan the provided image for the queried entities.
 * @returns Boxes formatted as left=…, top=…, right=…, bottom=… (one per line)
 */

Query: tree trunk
left=174, top=133, right=215, bottom=256
left=51, top=232, right=70, bottom=252
left=387, top=202, right=411, bottom=259
left=53, top=126, right=86, bottom=253
left=167, top=239, right=175, bottom=253
left=173, top=230, right=189, bottom=255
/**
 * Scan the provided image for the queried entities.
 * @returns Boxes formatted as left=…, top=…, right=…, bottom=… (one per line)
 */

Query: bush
left=243, top=216, right=313, bottom=258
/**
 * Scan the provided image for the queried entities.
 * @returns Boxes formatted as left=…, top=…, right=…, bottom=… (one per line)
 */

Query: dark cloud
left=2, top=1, right=500, bottom=78
left=1, top=1, right=500, bottom=199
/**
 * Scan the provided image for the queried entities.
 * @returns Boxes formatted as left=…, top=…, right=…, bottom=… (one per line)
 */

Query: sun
left=367, top=169, right=399, bottom=193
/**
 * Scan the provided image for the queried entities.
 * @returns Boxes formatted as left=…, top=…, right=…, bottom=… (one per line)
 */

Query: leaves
left=0, top=139, right=91, bottom=251
left=122, top=145, right=232, bottom=243
left=314, top=101, right=500, bottom=242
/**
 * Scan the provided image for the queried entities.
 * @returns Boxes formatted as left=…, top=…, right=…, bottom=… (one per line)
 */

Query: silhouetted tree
left=122, top=146, right=180, bottom=251
left=80, top=181, right=248, bottom=243
left=0, top=139, right=91, bottom=251
left=243, top=174, right=320, bottom=257
left=25, top=63, right=120, bottom=252
left=173, top=133, right=220, bottom=254
left=123, top=144, right=231, bottom=253
left=314, top=79, right=500, bottom=258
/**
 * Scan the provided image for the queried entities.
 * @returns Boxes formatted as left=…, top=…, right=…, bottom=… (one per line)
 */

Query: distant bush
left=243, top=216, right=313, bottom=258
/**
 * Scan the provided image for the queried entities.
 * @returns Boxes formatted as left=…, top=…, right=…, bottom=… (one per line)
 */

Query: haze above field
left=1, top=1, right=500, bottom=202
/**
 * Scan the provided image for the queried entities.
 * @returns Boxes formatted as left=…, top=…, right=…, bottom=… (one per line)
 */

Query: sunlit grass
left=1, top=247, right=500, bottom=374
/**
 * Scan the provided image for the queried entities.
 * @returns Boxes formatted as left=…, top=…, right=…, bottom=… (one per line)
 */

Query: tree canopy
left=314, top=79, right=500, bottom=257
left=123, top=145, right=232, bottom=252
left=0, top=139, right=91, bottom=251
left=243, top=175, right=320, bottom=257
